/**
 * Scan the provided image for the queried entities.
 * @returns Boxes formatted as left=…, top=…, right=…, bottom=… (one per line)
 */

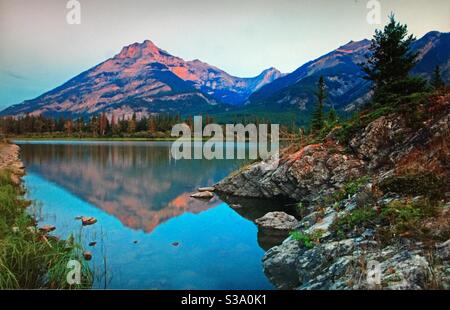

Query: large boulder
left=216, top=143, right=365, bottom=201
left=262, top=238, right=304, bottom=290
left=255, top=212, right=299, bottom=231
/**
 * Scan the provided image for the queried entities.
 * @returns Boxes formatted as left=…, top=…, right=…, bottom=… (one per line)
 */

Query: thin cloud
left=3, top=70, right=27, bottom=80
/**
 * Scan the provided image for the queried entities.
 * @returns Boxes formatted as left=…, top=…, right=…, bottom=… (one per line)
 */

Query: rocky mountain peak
left=260, top=67, right=282, bottom=78
left=336, top=39, right=371, bottom=54
left=117, top=39, right=163, bottom=59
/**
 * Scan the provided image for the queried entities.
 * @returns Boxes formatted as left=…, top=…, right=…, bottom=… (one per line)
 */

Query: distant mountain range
left=244, top=31, right=450, bottom=120
left=1, top=31, right=449, bottom=123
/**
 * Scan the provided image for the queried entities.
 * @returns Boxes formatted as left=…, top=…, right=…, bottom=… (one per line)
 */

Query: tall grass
left=0, top=170, right=92, bottom=289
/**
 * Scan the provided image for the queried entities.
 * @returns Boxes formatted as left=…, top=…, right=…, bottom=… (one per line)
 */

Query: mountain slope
left=245, top=31, right=450, bottom=125
left=0, top=40, right=282, bottom=118
left=1, top=32, right=447, bottom=121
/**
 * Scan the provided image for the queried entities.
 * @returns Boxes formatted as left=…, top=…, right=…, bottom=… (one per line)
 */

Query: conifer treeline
left=0, top=112, right=288, bottom=137
left=0, top=113, right=197, bottom=137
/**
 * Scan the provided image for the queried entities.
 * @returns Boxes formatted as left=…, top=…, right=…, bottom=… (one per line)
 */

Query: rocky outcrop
left=264, top=236, right=442, bottom=290
left=217, top=93, right=450, bottom=203
left=263, top=194, right=450, bottom=290
left=216, top=143, right=365, bottom=202
left=0, top=143, right=25, bottom=183
left=218, top=91, right=450, bottom=290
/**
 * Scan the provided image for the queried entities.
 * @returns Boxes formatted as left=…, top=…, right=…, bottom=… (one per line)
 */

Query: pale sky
left=0, top=0, right=449, bottom=109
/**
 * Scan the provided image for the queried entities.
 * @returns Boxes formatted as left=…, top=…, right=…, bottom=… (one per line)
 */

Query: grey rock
left=216, top=144, right=365, bottom=201
left=198, top=187, right=215, bottom=192
left=263, top=238, right=303, bottom=290
left=255, top=212, right=299, bottom=231
left=190, top=191, right=214, bottom=199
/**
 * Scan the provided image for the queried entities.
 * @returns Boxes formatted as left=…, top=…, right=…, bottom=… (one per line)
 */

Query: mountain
left=244, top=31, right=450, bottom=125
left=177, top=60, right=282, bottom=105
left=1, top=31, right=448, bottom=121
left=0, top=40, right=282, bottom=118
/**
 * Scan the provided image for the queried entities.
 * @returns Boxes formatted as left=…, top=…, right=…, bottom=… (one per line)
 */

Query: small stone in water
left=83, top=251, right=92, bottom=261
left=81, top=217, right=97, bottom=226
left=190, top=191, right=214, bottom=199
left=198, top=187, right=215, bottom=192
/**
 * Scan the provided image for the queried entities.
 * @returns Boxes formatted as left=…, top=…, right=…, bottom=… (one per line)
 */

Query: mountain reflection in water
left=17, top=141, right=288, bottom=289
left=19, top=142, right=240, bottom=232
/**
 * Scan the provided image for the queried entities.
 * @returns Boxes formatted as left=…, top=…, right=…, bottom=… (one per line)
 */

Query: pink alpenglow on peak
left=0, top=39, right=284, bottom=118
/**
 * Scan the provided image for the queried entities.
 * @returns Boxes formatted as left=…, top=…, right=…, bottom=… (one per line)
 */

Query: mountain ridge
left=245, top=31, right=450, bottom=122
left=1, top=31, right=449, bottom=121
left=0, top=39, right=282, bottom=118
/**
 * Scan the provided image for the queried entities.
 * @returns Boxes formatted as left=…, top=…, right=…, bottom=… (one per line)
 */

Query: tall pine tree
left=431, top=65, right=445, bottom=91
left=311, top=76, right=326, bottom=131
left=362, top=14, right=426, bottom=106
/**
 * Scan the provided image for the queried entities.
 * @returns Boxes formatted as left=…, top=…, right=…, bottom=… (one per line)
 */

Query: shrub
left=332, top=197, right=444, bottom=243
left=332, top=207, right=378, bottom=236
left=333, top=176, right=370, bottom=202
left=290, top=230, right=324, bottom=249
left=380, top=198, right=441, bottom=238
left=378, top=172, right=445, bottom=199
left=334, top=118, right=363, bottom=145
left=295, top=202, right=309, bottom=217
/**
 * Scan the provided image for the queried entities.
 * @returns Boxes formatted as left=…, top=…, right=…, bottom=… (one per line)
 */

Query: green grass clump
left=294, top=202, right=309, bottom=217
left=332, top=207, right=378, bottom=238
left=0, top=170, right=92, bottom=289
left=333, top=176, right=370, bottom=202
left=379, top=198, right=442, bottom=239
left=290, top=230, right=324, bottom=249
left=332, top=197, right=445, bottom=243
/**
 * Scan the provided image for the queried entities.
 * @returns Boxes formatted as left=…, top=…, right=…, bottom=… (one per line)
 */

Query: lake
left=15, top=140, right=287, bottom=290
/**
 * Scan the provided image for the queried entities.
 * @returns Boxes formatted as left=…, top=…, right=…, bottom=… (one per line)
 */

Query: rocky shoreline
left=216, top=93, right=450, bottom=290
left=0, top=143, right=26, bottom=183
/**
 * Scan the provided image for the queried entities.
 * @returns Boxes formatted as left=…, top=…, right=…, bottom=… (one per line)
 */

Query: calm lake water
left=15, top=140, right=286, bottom=290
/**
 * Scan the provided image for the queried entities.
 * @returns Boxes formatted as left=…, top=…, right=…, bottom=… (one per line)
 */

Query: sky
left=0, top=0, right=449, bottom=110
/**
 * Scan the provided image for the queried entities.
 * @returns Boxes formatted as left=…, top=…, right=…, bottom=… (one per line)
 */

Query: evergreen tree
left=90, top=116, right=99, bottom=136
left=431, top=65, right=445, bottom=91
left=327, top=108, right=338, bottom=124
left=148, top=117, right=157, bottom=134
left=128, top=113, right=137, bottom=134
left=64, top=119, right=73, bottom=135
left=311, top=76, right=326, bottom=131
left=362, top=14, right=425, bottom=105
left=99, top=113, right=108, bottom=136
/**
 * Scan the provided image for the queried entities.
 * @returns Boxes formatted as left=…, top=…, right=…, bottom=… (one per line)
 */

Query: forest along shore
left=215, top=90, right=450, bottom=290
left=0, top=142, right=92, bottom=289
